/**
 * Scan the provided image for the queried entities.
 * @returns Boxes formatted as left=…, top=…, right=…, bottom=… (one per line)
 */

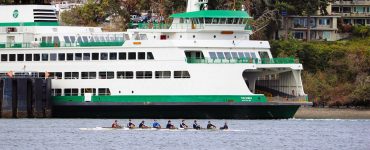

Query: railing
left=185, top=57, right=298, bottom=64
left=0, top=41, right=124, bottom=48
left=129, top=23, right=253, bottom=30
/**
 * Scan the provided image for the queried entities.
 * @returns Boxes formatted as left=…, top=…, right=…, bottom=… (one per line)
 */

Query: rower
left=139, top=120, right=148, bottom=128
left=180, top=120, right=188, bottom=128
left=193, top=120, right=201, bottom=129
left=166, top=120, right=176, bottom=129
left=111, top=120, right=121, bottom=128
left=207, top=121, right=216, bottom=129
left=127, top=119, right=136, bottom=128
left=152, top=119, right=161, bottom=129
left=220, top=122, right=228, bottom=130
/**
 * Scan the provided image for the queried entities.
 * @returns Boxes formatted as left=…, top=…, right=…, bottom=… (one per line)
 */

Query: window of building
left=81, top=72, right=96, bottom=79
left=66, top=53, right=73, bottom=61
left=42, top=53, right=48, bottom=61
left=174, top=71, right=191, bottom=78
left=75, top=53, right=82, bottom=61
left=17, top=54, right=24, bottom=61
left=81, top=88, right=96, bottom=96
left=25, top=54, right=32, bottom=61
left=83, top=53, right=90, bottom=60
left=117, top=71, right=134, bottom=79
left=147, top=52, right=154, bottom=60
left=109, top=52, right=117, bottom=60
left=50, top=53, right=57, bottom=61
left=136, top=71, right=152, bottom=79
left=119, top=52, right=126, bottom=60
left=155, top=71, right=171, bottom=79
left=33, top=54, right=40, bottom=61
left=138, top=52, right=145, bottom=60
left=9, top=54, right=16, bottom=61
left=294, top=32, right=304, bottom=39
left=64, top=72, right=79, bottom=79
left=98, top=88, right=111, bottom=96
left=52, top=89, right=62, bottom=96
left=1, top=54, right=7, bottom=61
left=92, top=53, right=99, bottom=60
left=58, top=53, right=65, bottom=61
left=128, top=52, right=136, bottom=60
left=100, top=52, right=108, bottom=60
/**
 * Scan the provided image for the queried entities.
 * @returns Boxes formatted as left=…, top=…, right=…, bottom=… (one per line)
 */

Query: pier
left=0, top=78, right=52, bottom=118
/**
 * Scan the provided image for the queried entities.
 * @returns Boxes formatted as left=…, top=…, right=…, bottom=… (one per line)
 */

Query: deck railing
left=185, top=57, right=298, bottom=64
left=129, top=23, right=253, bottom=30
left=0, top=41, right=124, bottom=48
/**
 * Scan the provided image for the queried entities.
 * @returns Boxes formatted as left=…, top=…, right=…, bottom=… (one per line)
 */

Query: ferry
left=0, top=0, right=311, bottom=119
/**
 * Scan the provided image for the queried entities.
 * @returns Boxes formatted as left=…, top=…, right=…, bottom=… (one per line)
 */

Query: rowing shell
left=79, top=127, right=225, bottom=131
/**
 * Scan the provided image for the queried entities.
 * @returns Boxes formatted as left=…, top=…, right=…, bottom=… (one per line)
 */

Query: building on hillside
left=331, top=0, right=370, bottom=26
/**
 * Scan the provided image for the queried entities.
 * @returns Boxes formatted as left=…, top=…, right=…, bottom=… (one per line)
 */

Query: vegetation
left=270, top=38, right=370, bottom=107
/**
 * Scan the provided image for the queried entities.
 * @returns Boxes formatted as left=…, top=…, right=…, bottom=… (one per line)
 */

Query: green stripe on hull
left=52, top=95, right=267, bottom=103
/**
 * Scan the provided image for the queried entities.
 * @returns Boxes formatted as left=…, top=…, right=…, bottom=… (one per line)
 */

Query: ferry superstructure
left=0, top=0, right=310, bottom=119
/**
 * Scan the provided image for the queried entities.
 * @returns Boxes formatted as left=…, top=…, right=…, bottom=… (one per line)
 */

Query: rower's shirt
left=139, top=122, right=145, bottom=128
left=193, top=123, right=198, bottom=128
left=127, top=122, right=134, bottom=127
left=166, top=123, right=172, bottom=128
left=207, top=124, right=215, bottom=129
left=180, top=123, right=187, bottom=128
left=153, top=122, right=160, bottom=128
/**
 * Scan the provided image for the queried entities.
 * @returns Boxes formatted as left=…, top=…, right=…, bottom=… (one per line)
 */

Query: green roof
left=170, top=10, right=251, bottom=18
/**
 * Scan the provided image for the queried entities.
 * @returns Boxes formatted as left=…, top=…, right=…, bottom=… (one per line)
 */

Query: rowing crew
left=112, top=119, right=228, bottom=130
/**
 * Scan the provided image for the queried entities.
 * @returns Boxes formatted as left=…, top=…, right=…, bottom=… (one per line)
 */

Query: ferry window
left=77, top=37, right=82, bottom=43
left=42, top=37, right=47, bottom=42
left=107, top=72, right=114, bottom=79
left=205, top=18, right=212, bottom=24
left=58, top=53, right=65, bottom=61
left=155, top=71, right=171, bottom=79
left=209, top=52, right=217, bottom=59
left=124, top=34, right=130, bottom=40
left=140, top=34, right=148, bottom=40
left=100, top=36, right=105, bottom=42
left=244, top=52, right=251, bottom=58
left=51, top=54, right=58, bottom=61
left=238, top=52, right=245, bottom=58
left=136, top=71, right=152, bottom=79
left=98, top=88, right=110, bottom=96
left=94, top=36, right=100, bottom=42
left=64, top=36, right=71, bottom=43
left=42, top=53, right=48, bottom=61
left=109, top=52, right=117, bottom=60
left=231, top=52, right=238, bottom=59
left=66, top=53, right=73, bottom=61
left=17, top=54, right=24, bottom=61
left=53, top=36, right=60, bottom=43
left=220, top=18, right=226, bottom=24
left=9, top=54, right=16, bottom=61
left=83, top=53, right=90, bottom=60
left=174, top=71, right=191, bottom=78
left=147, top=52, right=154, bottom=60
left=70, top=36, right=76, bottom=43
left=99, top=72, right=107, bottom=79
left=25, top=54, right=32, bottom=61
left=64, top=72, right=79, bottom=79
left=92, top=53, right=99, bottom=60
left=71, top=89, right=79, bottom=96
left=216, top=52, right=225, bottom=59
left=52, top=89, right=62, bottom=96
left=227, top=18, right=233, bottom=24
left=232, top=18, right=238, bottom=24
left=33, top=54, right=40, bottom=61
left=119, top=52, right=126, bottom=60
left=75, top=53, right=82, bottom=61
left=224, top=52, right=232, bottom=60
left=128, top=52, right=136, bottom=60
left=100, top=53, right=108, bottom=60
left=64, top=89, right=72, bottom=96
left=82, top=72, right=96, bottom=79
left=117, top=71, right=134, bottom=79
left=1, top=54, right=7, bottom=61
left=212, top=18, right=219, bottom=24
left=47, top=36, right=52, bottom=43
left=250, top=52, right=257, bottom=58
left=90, top=37, right=95, bottom=42
left=82, top=36, right=88, bottom=42
left=81, top=88, right=96, bottom=96
left=138, top=52, right=145, bottom=60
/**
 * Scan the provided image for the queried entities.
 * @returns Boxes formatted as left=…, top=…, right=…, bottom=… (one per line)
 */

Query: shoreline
left=294, top=107, right=370, bottom=119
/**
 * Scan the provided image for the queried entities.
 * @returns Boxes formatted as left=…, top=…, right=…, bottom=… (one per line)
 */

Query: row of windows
left=41, top=35, right=125, bottom=43
left=52, top=88, right=109, bottom=96
left=0, top=52, right=154, bottom=62
left=209, top=52, right=257, bottom=60
left=1, top=71, right=191, bottom=79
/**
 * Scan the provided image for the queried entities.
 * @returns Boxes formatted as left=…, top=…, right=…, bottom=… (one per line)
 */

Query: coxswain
left=111, top=120, right=121, bottom=128
left=220, top=122, right=228, bottom=130
left=139, top=120, right=148, bottom=128
left=152, top=119, right=161, bottom=129
left=193, top=120, right=201, bottom=129
left=207, top=121, right=216, bottom=129
left=127, top=119, right=136, bottom=128
left=166, top=120, right=176, bottom=129
left=180, top=120, right=188, bottom=128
